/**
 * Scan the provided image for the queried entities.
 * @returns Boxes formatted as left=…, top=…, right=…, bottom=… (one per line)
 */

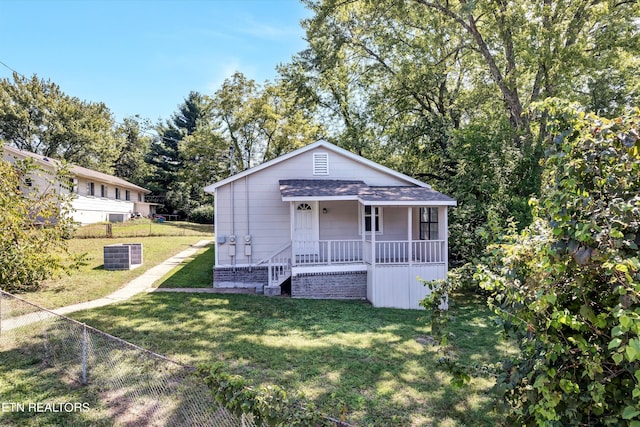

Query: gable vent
left=313, top=152, right=329, bottom=175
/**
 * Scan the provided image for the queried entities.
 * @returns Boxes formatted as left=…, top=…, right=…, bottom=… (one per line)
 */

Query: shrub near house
left=477, top=106, right=640, bottom=425
left=0, top=158, right=80, bottom=293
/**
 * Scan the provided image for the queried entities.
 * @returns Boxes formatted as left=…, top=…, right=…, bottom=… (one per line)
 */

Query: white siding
left=370, top=264, right=446, bottom=309
left=215, top=147, right=417, bottom=266
left=215, top=176, right=290, bottom=265
left=265, top=148, right=411, bottom=186
left=319, top=201, right=359, bottom=240
left=71, top=196, right=135, bottom=224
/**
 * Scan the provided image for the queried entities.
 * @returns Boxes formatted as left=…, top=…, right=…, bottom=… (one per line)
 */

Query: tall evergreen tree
left=145, top=91, right=212, bottom=214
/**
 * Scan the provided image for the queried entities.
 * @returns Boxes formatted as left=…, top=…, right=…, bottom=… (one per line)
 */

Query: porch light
left=322, top=208, right=328, bottom=214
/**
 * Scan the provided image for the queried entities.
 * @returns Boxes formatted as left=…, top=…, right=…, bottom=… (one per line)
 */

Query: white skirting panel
left=370, top=264, right=447, bottom=310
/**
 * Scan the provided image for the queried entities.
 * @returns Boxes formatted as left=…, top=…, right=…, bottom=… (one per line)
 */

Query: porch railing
left=258, top=242, right=292, bottom=287
left=373, top=240, right=445, bottom=264
left=292, top=239, right=446, bottom=266
left=293, top=240, right=363, bottom=265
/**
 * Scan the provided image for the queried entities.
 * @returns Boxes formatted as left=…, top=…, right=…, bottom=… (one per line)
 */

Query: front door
left=293, top=202, right=319, bottom=255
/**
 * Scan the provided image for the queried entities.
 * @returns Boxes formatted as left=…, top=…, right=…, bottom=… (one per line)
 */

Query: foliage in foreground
left=476, top=105, right=640, bottom=425
left=0, top=157, right=82, bottom=293
left=199, top=363, right=341, bottom=427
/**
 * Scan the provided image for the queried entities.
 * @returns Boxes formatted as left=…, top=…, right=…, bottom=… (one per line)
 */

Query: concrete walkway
left=1, top=240, right=212, bottom=331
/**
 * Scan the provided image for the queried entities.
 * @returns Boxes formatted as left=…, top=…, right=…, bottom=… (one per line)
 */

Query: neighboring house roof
left=3, top=145, right=150, bottom=194
left=204, top=140, right=431, bottom=192
left=71, top=164, right=150, bottom=194
left=280, top=179, right=457, bottom=206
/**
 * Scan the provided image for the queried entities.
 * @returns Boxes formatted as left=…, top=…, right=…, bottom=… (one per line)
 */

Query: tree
left=476, top=104, right=640, bottom=424
left=113, top=116, right=153, bottom=186
left=0, top=157, right=80, bottom=293
left=212, top=72, right=323, bottom=171
left=289, top=0, right=640, bottom=264
left=0, top=73, right=120, bottom=173
left=146, top=91, right=213, bottom=214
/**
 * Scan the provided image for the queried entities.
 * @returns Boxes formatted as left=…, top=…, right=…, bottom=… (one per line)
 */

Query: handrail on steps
left=257, top=241, right=292, bottom=287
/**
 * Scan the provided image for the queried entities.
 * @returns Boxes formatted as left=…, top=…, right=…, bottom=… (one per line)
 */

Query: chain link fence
left=0, top=290, right=260, bottom=426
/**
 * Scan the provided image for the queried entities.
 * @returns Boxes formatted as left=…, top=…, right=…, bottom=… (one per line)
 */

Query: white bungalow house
left=2, top=145, right=159, bottom=224
left=204, top=140, right=456, bottom=310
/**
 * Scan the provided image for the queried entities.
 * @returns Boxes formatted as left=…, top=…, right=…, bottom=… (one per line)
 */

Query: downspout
left=246, top=176, right=251, bottom=271
left=231, top=181, right=235, bottom=271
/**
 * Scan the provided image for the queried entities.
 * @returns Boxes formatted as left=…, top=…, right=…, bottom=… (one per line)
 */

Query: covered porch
left=273, top=180, right=456, bottom=309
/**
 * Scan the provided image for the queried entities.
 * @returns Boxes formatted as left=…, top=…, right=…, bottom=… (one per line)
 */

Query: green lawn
left=156, top=244, right=215, bottom=288
left=19, top=234, right=213, bottom=310
left=66, top=291, right=513, bottom=426
left=4, top=223, right=514, bottom=425
left=72, top=219, right=213, bottom=239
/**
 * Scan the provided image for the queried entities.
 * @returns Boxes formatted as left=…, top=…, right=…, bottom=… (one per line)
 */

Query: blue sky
left=0, top=0, right=311, bottom=123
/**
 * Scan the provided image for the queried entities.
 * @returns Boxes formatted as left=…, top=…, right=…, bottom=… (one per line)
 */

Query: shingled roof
left=279, top=179, right=456, bottom=206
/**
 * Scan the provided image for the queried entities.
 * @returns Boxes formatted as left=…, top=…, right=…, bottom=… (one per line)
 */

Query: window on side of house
left=101, top=185, right=107, bottom=198
left=125, top=190, right=130, bottom=201
left=137, top=193, right=142, bottom=202
left=363, top=205, right=382, bottom=233
left=115, top=188, right=121, bottom=200
left=87, top=182, right=95, bottom=196
left=68, top=178, right=78, bottom=193
left=420, top=207, right=439, bottom=240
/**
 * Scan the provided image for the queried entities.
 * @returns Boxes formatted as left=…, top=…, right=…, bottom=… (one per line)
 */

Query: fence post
left=82, top=323, right=88, bottom=385
left=106, top=223, right=112, bottom=238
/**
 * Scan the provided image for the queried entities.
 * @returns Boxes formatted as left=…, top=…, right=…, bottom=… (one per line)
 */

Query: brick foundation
left=292, top=271, right=367, bottom=299
left=213, top=266, right=268, bottom=287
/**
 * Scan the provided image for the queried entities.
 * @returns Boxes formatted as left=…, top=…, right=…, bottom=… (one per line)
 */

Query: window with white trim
left=101, top=184, right=107, bottom=198
left=115, top=188, right=121, bottom=200
left=313, top=152, right=329, bottom=175
left=420, top=207, right=439, bottom=240
left=360, top=205, right=382, bottom=233
left=87, top=182, right=95, bottom=196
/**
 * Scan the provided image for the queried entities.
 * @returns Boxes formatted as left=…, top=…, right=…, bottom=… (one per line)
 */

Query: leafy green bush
left=198, top=363, right=340, bottom=427
left=188, top=204, right=214, bottom=224
left=0, top=157, right=83, bottom=292
left=476, top=103, right=640, bottom=425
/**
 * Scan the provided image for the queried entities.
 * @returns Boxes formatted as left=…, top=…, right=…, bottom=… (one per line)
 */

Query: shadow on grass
left=0, top=317, right=231, bottom=427
left=157, top=244, right=215, bottom=288
left=1, top=330, right=114, bottom=426
left=70, top=291, right=510, bottom=426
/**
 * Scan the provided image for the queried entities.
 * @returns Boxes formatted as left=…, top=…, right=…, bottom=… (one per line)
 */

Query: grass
left=156, top=244, right=215, bottom=289
left=18, top=234, right=213, bottom=310
left=0, top=326, right=114, bottom=427
left=72, top=219, right=213, bottom=239
left=2, top=225, right=515, bottom=425
left=64, top=291, right=514, bottom=426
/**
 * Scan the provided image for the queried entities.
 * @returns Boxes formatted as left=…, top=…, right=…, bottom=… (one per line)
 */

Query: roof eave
left=281, top=195, right=360, bottom=202
left=358, top=199, right=457, bottom=206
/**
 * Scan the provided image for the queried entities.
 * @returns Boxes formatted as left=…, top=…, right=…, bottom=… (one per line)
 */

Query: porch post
left=290, top=202, right=296, bottom=266
left=371, top=206, right=376, bottom=267
left=407, top=207, right=413, bottom=267
left=361, top=202, right=366, bottom=262
left=443, top=206, right=449, bottom=268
